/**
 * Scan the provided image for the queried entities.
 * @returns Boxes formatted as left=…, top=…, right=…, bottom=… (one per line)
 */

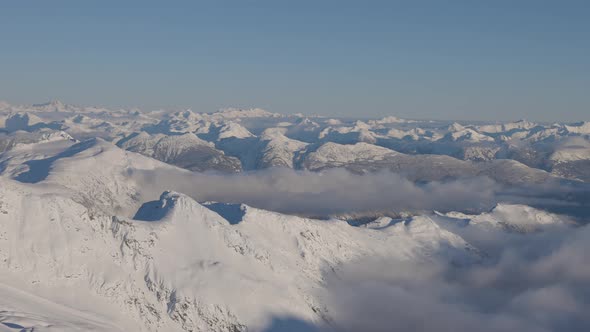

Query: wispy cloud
left=131, top=168, right=499, bottom=216
left=321, top=222, right=590, bottom=332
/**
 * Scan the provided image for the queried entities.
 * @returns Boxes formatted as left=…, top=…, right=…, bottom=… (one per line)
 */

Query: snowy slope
left=0, top=137, right=483, bottom=331
left=441, top=128, right=495, bottom=143
left=216, top=122, right=255, bottom=140
left=118, top=132, right=242, bottom=173
left=0, top=174, right=481, bottom=331
left=256, top=128, right=308, bottom=168
left=304, top=142, right=398, bottom=170
left=549, top=137, right=590, bottom=163
left=0, top=104, right=586, bottom=331
left=440, top=203, right=568, bottom=232
left=303, top=142, right=554, bottom=184
left=564, top=121, right=590, bottom=135
left=2, top=100, right=589, bottom=182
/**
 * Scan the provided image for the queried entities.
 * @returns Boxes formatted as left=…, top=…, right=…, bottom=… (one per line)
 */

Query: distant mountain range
left=0, top=101, right=589, bottom=331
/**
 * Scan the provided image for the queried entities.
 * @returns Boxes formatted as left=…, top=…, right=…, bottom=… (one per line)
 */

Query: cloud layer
left=132, top=167, right=590, bottom=221
left=321, top=221, right=590, bottom=332
left=129, top=165, right=590, bottom=332
left=132, top=168, right=499, bottom=217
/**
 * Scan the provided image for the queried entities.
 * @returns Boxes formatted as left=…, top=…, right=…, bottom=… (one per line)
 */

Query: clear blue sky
left=1, top=1, right=588, bottom=121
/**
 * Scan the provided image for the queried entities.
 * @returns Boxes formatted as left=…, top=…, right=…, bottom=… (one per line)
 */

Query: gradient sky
left=1, top=1, right=588, bottom=121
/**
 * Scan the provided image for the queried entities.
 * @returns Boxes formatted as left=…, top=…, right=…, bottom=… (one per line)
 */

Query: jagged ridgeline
left=0, top=101, right=589, bottom=331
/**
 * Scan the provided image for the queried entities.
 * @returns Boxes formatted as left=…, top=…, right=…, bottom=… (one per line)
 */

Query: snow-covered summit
left=550, top=137, right=590, bottom=163
left=118, top=132, right=242, bottom=172
left=212, top=107, right=281, bottom=119
left=368, top=115, right=415, bottom=126
left=565, top=121, right=590, bottom=135
left=216, top=121, right=255, bottom=140
left=305, top=142, right=398, bottom=168
left=257, top=128, right=308, bottom=168
left=442, top=128, right=495, bottom=143
left=441, top=203, right=568, bottom=232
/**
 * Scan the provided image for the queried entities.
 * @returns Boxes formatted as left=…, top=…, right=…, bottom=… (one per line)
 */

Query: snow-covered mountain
left=303, top=142, right=552, bottom=184
left=0, top=138, right=480, bottom=330
left=256, top=128, right=308, bottom=169
left=117, top=132, right=242, bottom=173
left=0, top=101, right=589, bottom=331
left=3, top=100, right=587, bottom=180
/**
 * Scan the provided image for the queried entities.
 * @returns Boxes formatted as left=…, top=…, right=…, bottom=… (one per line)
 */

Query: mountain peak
left=34, top=100, right=64, bottom=107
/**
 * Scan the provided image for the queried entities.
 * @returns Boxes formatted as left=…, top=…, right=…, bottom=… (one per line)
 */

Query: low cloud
left=131, top=167, right=590, bottom=220
left=129, top=166, right=590, bottom=332
left=320, top=222, right=590, bottom=332
left=131, top=168, right=499, bottom=217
